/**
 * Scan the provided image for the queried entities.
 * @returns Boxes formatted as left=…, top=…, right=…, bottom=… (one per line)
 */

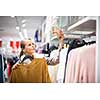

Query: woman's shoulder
left=11, top=58, right=47, bottom=71
left=33, top=58, right=46, bottom=62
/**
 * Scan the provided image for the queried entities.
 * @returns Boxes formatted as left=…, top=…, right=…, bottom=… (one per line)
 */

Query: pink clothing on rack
left=75, top=44, right=96, bottom=83
left=65, top=47, right=81, bottom=83
left=65, top=44, right=96, bottom=83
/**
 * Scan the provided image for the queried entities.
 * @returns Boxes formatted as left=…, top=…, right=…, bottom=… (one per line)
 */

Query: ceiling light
left=22, top=19, right=26, bottom=23
left=23, top=29, right=27, bottom=33
left=11, top=16, right=15, bottom=18
left=22, top=23, right=26, bottom=27
left=16, top=26, right=20, bottom=30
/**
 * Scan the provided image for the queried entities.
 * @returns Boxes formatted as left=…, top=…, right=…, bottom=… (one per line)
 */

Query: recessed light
left=22, top=19, right=26, bottom=23
left=22, top=23, right=26, bottom=27
left=16, top=26, right=20, bottom=30
left=11, top=16, right=15, bottom=18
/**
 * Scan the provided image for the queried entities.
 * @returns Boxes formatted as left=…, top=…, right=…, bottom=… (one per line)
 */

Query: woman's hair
left=19, top=40, right=26, bottom=58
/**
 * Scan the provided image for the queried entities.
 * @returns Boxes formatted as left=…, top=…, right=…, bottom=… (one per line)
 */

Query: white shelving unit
left=67, top=16, right=96, bottom=32
left=96, top=16, right=100, bottom=83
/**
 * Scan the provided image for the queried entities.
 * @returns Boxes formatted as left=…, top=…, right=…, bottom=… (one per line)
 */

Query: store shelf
left=67, top=16, right=96, bottom=32
left=50, top=34, right=82, bottom=41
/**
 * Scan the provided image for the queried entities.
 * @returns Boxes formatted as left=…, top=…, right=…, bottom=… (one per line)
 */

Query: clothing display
left=0, top=54, right=3, bottom=82
left=0, top=52, right=7, bottom=83
left=63, top=39, right=86, bottom=82
left=7, top=56, right=19, bottom=78
left=34, top=30, right=39, bottom=42
left=34, top=29, right=42, bottom=42
left=10, top=58, right=51, bottom=83
left=0, top=16, right=98, bottom=83
left=65, top=44, right=96, bottom=83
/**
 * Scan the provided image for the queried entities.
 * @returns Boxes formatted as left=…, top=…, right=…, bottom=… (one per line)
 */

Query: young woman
left=9, top=39, right=51, bottom=83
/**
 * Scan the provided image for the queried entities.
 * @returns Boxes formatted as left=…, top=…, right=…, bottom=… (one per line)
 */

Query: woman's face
left=24, top=40, right=36, bottom=55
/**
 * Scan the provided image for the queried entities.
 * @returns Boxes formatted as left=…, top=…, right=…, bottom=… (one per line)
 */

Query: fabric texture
left=56, top=48, right=68, bottom=83
left=9, top=58, right=51, bottom=83
left=65, top=44, right=96, bottom=83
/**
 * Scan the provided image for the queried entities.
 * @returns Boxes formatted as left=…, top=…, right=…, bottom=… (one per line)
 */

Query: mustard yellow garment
left=9, top=58, right=51, bottom=83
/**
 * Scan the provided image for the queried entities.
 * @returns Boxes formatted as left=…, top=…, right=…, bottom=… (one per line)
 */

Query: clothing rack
left=0, top=48, right=19, bottom=82
left=62, top=38, right=96, bottom=83
left=0, top=48, right=5, bottom=82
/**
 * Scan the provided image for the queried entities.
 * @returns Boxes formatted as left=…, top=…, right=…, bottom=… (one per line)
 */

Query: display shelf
left=67, top=16, right=96, bottom=32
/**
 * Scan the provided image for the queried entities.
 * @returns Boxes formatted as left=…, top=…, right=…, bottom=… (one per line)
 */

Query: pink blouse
left=65, top=44, right=96, bottom=83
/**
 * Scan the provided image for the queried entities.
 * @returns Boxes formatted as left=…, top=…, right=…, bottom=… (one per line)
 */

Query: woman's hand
left=51, top=27, right=64, bottom=50
left=51, top=27, right=64, bottom=41
left=12, top=61, right=19, bottom=70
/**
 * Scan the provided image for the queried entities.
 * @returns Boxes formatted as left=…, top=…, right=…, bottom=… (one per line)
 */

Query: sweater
left=9, top=58, right=51, bottom=83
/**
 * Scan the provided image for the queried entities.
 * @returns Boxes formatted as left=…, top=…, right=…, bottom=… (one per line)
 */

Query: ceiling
left=0, top=16, right=46, bottom=41
left=67, top=16, right=96, bottom=32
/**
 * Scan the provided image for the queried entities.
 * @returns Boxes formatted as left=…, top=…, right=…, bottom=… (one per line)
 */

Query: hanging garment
left=34, top=30, right=38, bottom=42
left=63, top=39, right=86, bottom=82
left=0, top=54, right=7, bottom=82
left=10, top=41, right=14, bottom=49
left=34, top=29, right=42, bottom=42
left=74, top=44, right=96, bottom=83
left=65, top=44, right=96, bottom=83
left=56, top=48, right=68, bottom=83
left=65, top=47, right=81, bottom=82
left=15, top=41, right=20, bottom=49
left=9, top=58, right=51, bottom=83
left=0, top=40, right=2, bottom=47
left=0, top=54, right=3, bottom=82
left=7, top=63, right=11, bottom=79
left=7, top=57, right=18, bottom=76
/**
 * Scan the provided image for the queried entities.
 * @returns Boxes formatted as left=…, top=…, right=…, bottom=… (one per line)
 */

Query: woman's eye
left=28, top=44, right=31, bottom=46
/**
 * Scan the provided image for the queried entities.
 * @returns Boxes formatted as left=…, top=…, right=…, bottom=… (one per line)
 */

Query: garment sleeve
left=65, top=50, right=76, bottom=82
left=42, top=59, right=51, bottom=83
left=46, top=50, right=60, bottom=65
